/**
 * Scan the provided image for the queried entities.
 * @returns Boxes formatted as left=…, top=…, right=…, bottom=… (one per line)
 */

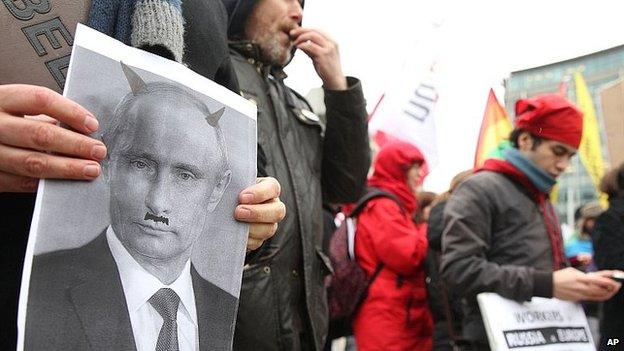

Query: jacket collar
left=478, top=158, right=543, bottom=203
left=503, top=147, right=557, bottom=194
left=229, top=40, right=288, bottom=80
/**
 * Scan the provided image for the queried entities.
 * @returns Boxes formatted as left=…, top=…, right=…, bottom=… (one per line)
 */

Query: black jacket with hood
left=221, top=0, right=370, bottom=349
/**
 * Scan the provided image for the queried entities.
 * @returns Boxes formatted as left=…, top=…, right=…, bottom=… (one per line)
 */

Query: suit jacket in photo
left=24, top=231, right=238, bottom=351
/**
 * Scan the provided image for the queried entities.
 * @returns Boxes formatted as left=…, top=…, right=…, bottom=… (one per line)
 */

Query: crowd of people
left=1, top=0, right=623, bottom=350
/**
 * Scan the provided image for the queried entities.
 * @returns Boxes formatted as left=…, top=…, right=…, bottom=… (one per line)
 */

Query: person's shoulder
left=33, top=245, right=85, bottom=266
left=358, top=196, right=403, bottom=218
left=191, top=267, right=236, bottom=301
left=30, top=245, right=87, bottom=280
left=455, top=171, right=513, bottom=194
left=190, top=267, right=238, bottom=325
left=27, top=246, right=88, bottom=298
left=466, top=170, right=506, bottom=184
left=447, top=172, right=514, bottom=211
left=31, top=233, right=107, bottom=279
left=595, top=206, right=624, bottom=229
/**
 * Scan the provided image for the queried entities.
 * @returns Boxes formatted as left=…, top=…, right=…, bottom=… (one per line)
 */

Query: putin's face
left=107, top=94, right=229, bottom=263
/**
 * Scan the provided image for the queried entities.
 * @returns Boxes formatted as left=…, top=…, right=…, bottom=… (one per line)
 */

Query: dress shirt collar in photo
left=106, top=226, right=199, bottom=351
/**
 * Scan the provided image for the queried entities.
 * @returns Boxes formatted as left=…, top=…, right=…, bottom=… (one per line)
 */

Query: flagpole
left=367, top=93, right=385, bottom=122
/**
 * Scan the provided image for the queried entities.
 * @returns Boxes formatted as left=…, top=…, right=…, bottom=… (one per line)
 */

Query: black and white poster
left=477, top=293, right=595, bottom=351
left=18, top=24, right=257, bottom=351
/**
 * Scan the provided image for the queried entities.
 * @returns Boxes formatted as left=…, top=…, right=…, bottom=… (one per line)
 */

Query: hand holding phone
left=611, top=271, right=624, bottom=283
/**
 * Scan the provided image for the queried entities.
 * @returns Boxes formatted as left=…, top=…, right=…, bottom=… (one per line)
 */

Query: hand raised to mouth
left=144, top=212, right=169, bottom=226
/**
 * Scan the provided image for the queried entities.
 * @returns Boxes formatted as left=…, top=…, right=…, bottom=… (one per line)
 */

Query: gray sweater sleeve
left=440, top=179, right=552, bottom=301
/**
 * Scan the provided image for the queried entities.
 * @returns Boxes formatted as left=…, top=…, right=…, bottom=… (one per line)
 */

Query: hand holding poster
left=477, top=293, right=595, bottom=351
left=18, top=24, right=257, bottom=351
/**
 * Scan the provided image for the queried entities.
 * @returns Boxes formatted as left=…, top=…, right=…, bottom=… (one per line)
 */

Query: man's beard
left=257, top=35, right=293, bottom=67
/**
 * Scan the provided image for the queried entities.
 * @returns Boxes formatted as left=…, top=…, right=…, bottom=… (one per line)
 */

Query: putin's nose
left=145, top=173, right=171, bottom=216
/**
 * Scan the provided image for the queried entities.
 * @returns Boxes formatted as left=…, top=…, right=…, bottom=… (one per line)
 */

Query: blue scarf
left=503, top=148, right=557, bottom=194
left=88, top=0, right=185, bottom=62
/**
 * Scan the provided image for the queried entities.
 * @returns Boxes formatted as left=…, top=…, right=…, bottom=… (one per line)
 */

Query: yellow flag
left=550, top=184, right=559, bottom=204
left=573, top=72, right=608, bottom=207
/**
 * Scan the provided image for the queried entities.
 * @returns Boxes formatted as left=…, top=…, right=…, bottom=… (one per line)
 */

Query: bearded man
left=222, top=0, right=371, bottom=349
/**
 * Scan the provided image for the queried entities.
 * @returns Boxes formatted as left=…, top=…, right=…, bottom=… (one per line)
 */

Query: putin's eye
left=131, top=160, right=150, bottom=171
left=177, top=171, right=197, bottom=181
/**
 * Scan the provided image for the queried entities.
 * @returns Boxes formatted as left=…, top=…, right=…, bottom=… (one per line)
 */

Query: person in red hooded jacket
left=353, top=141, right=433, bottom=351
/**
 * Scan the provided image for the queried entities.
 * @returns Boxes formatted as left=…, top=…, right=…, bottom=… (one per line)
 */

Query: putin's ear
left=206, top=169, right=232, bottom=212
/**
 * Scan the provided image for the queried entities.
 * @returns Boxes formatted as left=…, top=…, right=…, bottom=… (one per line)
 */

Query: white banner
left=369, top=74, right=439, bottom=168
left=477, top=293, right=595, bottom=351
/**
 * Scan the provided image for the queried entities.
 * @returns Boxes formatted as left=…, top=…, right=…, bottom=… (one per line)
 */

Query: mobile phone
left=611, top=271, right=624, bottom=283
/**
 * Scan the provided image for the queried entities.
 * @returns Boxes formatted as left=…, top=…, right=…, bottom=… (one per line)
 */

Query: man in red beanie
left=440, top=94, right=622, bottom=350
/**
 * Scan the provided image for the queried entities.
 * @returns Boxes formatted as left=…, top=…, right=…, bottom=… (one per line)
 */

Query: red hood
left=368, top=141, right=426, bottom=214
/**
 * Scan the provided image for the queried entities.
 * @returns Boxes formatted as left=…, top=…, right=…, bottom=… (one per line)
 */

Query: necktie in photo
left=149, top=288, right=181, bottom=351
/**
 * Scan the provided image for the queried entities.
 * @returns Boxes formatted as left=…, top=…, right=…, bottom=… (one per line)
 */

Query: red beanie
left=514, top=94, right=583, bottom=149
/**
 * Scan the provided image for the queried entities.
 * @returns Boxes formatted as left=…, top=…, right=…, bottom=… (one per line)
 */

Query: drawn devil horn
left=120, top=61, right=147, bottom=94
left=206, top=107, right=225, bottom=127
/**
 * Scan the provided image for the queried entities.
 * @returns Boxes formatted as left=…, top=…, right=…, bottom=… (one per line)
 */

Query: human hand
left=234, top=177, right=286, bottom=251
left=290, top=27, right=347, bottom=90
left=576, top=253, right=593, bottom=265
left=0, top=84, right=106, bottom=193
left=553, top=267, right=621, bottom=301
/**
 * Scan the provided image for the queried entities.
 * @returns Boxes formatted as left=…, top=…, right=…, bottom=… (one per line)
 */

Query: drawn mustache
left=144, top=212, right=169, bottom=226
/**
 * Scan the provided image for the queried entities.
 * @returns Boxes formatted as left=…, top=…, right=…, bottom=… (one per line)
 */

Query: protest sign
left=478, top=293, right=594, bottom=350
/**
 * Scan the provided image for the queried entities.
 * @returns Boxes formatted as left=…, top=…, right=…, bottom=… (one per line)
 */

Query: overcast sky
left=285, top=0, right=624, bottom=192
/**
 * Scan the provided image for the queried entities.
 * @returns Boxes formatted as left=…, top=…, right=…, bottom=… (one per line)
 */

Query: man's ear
left=517, top=131, right=533, bottom=152
left=206, top=169, right=232, bottom=212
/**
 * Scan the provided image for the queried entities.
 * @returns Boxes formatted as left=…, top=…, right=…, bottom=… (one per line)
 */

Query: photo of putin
left=24, top=63, right=238, bottom=351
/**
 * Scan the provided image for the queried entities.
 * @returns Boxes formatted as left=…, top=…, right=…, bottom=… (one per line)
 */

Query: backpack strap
left=353, top=262, right=384, bottom=310
left=349, top=187, right=405, bottom=218
left=368, top=262, right=385, bottom=283
left=348, top=187, right=406, bottom=311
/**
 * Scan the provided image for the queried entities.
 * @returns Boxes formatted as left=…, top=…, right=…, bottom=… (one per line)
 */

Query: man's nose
left=556, top=157, right=571, bottom=172
left=145, top=175, right=170, bottom=215
left=290, top=0, right=303, bottom=23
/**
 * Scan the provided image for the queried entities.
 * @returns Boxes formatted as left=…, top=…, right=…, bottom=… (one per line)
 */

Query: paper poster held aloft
left=18, top=24, right=257, bottom=351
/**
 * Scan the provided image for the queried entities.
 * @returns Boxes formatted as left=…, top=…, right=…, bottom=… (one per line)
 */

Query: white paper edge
left=73, top=24, right=256, bottom=120
left=16, top=179, right=48, bottom=351
left=477, top=292, right=504, bottom=350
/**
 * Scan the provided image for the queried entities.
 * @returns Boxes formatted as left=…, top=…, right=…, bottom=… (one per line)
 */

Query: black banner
left=503, top=327, right=590, bottom=348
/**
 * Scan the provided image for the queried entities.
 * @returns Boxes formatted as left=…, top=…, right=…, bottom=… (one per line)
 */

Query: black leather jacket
left=230, top=42, right=370, bottom=350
